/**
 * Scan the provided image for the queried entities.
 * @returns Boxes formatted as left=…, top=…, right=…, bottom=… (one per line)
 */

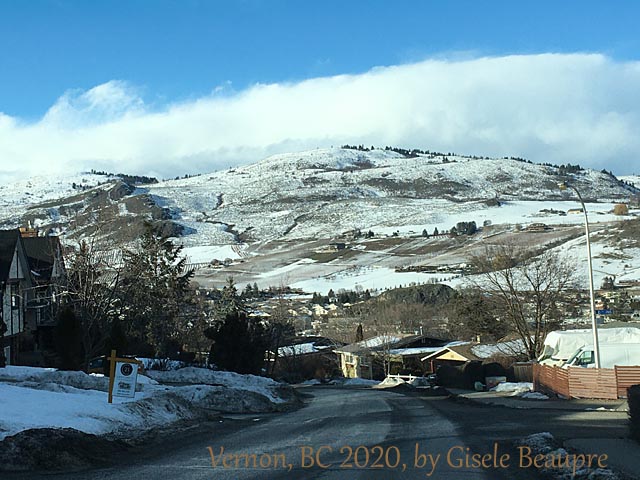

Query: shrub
left=613, top=204, right=629, bottom=216
left=629, top=384, right=640, bottom=443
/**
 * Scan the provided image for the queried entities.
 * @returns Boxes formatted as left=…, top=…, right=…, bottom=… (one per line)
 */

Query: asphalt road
left=12, top=387, right=498, bottom=480
left=5, top=387, right=630, bottom=480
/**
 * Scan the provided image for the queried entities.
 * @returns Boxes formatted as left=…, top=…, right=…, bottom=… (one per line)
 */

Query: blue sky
left=2, top=0, right=639, bottom=118
left=1, top=1, right=639, bottom=178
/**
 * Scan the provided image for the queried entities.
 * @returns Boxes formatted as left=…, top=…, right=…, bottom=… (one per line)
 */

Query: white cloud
left=1, top=53, right=639, bottom=183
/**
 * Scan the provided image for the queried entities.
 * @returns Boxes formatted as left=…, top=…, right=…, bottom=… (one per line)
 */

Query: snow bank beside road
left=0, top=382, right=195, bottom=442
left=0, top=365, right=157, bottom=391
left=0, top=366, right=296, bottom=444
left=146, top=367, right=289, bottom=403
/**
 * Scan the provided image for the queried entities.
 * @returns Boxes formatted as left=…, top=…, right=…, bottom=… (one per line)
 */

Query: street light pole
left=559, top=182, right=601, bottom=368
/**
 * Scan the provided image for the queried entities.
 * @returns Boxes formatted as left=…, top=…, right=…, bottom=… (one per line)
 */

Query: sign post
left=107, top=350, right=142, bottom=403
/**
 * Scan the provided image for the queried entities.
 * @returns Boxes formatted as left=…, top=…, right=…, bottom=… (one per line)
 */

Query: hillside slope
left=145, top=148, right=637, bottom=245
left=0, top=148, right=636, bottom=248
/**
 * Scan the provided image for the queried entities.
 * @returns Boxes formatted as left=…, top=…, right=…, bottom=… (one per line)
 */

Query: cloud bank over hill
left=1, top=53, right=639, bottom=182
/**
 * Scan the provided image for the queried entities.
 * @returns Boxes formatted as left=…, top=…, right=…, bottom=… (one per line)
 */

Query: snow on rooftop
left=388, top=346, right=444, bottom=356
left=277, top=342, right=330, bottom=357
left=471, top=339, right=527, bottom=359
left=359, top=335, right=402, bottom=349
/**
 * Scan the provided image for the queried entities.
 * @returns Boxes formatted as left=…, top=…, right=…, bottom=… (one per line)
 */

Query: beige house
left=421, top=343, right=482, bottom=373
left=335, top=334, right=450, bottom=380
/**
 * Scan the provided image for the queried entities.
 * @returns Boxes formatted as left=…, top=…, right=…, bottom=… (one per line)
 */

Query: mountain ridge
left=0, top=148, right=637, bottom=247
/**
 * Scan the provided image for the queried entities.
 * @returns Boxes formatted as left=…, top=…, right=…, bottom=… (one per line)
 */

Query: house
left=0, top=229, right=33, bottom=365
left=421, top=338, right=527, bottom=372
left=20, top=235, right=66, bottom=365
left=335, top=334, right=450, bottom=380
left=1, top=229, right=66, bottom=366
left=420, top=342, right=481, bottom=373
left=268, top=336, right=344, bottom=381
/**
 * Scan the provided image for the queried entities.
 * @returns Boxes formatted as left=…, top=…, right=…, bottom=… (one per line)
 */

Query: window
left=576, top=351, right=594, bottom=366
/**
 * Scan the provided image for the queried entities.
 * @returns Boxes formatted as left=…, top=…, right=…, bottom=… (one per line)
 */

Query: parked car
left=87, top=355, right=144, bottom=376
left=563, top=343, right=640, bottom=369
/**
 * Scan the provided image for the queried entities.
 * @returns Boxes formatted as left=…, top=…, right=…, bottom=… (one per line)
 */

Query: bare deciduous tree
left=468, top=245, right=576, bottom=360
left=63, top=237, right=123, bottom=364
left=264, top=285, right=296, bottom=376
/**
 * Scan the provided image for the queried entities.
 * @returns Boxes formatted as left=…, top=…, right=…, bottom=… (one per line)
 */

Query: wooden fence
left=533, top=364, right=640, bottom=400
left=616, top=366, right=640, bottom=399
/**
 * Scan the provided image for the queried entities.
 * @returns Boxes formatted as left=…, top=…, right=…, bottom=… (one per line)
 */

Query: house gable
left=22, top=236, right=65, bottom=283
left=434, top=350, right=470, bottom=362
left=1, top=230, right=33, bottom=350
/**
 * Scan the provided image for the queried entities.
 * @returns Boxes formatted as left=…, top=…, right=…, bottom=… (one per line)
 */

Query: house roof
left=0, top=229, right=20, bottom=282
left=336, top=334, right=449, bottom=355
left=389, top=346, right=445, bottom=357
left=335, top=334, right=404, bottom=354
left=22, top=236, right=62, bottom=281
left=470, top=338, right=526, bottom=358
left=393, top=334, right=449, bottom=349
left=275, top=336, right=345, bottom=357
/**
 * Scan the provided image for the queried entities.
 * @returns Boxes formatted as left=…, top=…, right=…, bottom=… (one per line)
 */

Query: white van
left=564, top=343, right=640, bottom=369
left=538, top=327, right=640, bottom=366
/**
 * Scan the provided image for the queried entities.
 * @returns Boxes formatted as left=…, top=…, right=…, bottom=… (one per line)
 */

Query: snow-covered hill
left=144, top=147, right=637, bottom=246
left=0, top=147, right=638, bottom=293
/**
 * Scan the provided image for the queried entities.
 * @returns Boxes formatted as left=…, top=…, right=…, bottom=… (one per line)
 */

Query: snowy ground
left=517, top=432, right=621, bottom=479
left=0, top=365, right=295, bottom=443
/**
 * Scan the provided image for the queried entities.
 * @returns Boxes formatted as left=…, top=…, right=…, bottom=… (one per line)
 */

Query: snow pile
left=490, top=381, right=551, bottom=399
left=492, top=382, right=534, bottom=395
left=0, top=382, right=181, bottom=442
left=521, top=392, right=549, bottom=400
left=301, top=379, right=323, bottom=385
left=145, top=367, right=288, bottom=403
left=0, top=366, right=56, bottom=380
left=0, top=366, right=295, bottom=443
left=0, top=365, right=157, bottom=391
left=517, top=432, right=621, bottom=479
left=329, top=378, right=380, bottom=387
left=170, top=384, right=286, bottom=412
left=375, top=377, right=407, bottom=388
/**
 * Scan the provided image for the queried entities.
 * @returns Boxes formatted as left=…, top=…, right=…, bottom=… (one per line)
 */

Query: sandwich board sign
left=107, top=350, right=142, bottom=403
